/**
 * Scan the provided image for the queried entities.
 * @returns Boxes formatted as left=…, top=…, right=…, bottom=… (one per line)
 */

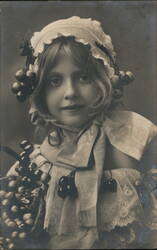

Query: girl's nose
left=64, top=79, right=78, bottom=100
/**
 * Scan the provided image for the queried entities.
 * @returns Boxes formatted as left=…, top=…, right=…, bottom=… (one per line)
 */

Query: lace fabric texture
left=98, top=168, right=144, bottom=232
left=30, top=16, right=115, bottom=79
left=98, top=168, right=156, bottom=232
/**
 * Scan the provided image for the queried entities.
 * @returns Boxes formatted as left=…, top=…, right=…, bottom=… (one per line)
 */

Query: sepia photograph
left=0, top=0, right=157, bottom=249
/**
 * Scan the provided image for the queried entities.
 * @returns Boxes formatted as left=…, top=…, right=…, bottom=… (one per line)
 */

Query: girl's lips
left=60, top=104, right=84, bottom=110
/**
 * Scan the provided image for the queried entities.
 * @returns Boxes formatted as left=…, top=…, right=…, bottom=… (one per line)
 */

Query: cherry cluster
left=111, top=71, right=135, bottom=99
left=0, top=236, right=14, bottom=250
left=58, top=171, right=78, bottom=199
left=0, top=139, right=51, bottom=249
left=11, top=69, right=37, bottom=102
left=101, top=177, right=117, bottom=192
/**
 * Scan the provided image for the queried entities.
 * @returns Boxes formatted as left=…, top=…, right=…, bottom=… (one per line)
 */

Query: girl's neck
left=62, top=121, right=92, bottom=141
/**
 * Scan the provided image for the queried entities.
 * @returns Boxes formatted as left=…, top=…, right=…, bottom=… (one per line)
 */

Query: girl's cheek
left=80, top=83, right=99, bottom=99
left=46, top=88, right=59, bottom=103
left=46, top=91, right=61, bottom=112
left=45, top=92, right=55, bottom=110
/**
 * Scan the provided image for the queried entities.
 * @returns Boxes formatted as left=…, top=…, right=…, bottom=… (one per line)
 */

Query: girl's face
left=45, top=54, right=99, bottom=130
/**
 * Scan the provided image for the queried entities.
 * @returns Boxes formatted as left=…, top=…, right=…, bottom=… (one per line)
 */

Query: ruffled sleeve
left=103, top=110, right=157, bottom=161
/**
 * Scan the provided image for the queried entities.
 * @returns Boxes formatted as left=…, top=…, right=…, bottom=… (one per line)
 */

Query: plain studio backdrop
left=0, top=1, right=157, bottom=175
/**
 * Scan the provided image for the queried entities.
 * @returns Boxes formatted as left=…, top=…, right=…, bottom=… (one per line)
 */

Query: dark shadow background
left=0, top=1, right=157, bottom=175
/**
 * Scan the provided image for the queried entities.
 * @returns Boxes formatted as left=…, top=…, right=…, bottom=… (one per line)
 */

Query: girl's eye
left=49, top=77, right=62, bottom=87
left=78, top=74, right=90, bottom=84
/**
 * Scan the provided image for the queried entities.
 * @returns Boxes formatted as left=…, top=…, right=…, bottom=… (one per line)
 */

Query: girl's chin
left=60, top=117, right=89, bottom=130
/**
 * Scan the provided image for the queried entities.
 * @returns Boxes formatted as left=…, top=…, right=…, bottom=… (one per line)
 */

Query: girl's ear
left=105, top=138, right=140, bottom=170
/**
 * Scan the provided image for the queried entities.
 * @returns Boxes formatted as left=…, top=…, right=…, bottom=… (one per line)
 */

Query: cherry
left=18, top=232, right=27, bottom=239
left=57, top=175, right=77, bottom=198
left=8, top=243, right=15, bottom=249
left=101, top=178, right=117, bottom=192
left=19, top=157, right=30, bottom=169
left=7, top=221, right=17, bottom=228
left=21, top=176, right=32, bottom=187
left=2, top=212, right=8, bottom=220
left=33, top=169, right=42, bottom=179
left=14, top=218, right=23, bottom=226
left=20, top=151, right=29, bottom=158
left=16, top=91, right=27, bottom=102
left=11, top=231, right=18, bottom=239
left=15, top=69, right=27, bottom=82
left=11, top=205, right=19, bottom=213
left=5, top=238, right=11, bottom=243
left=12, top=82, right=24, bottom=94
left=122, top=71, right=135, bottom=85
left=40, top=173, right=51, bottom=183
left=4, top=218, right=12, bottom=225
left=5, top=192, right=14, bottom=199
left=23, top=213, right=32, bottom=221
left=0, top=190, right=6, bottom=199
left=111, top=75, right=119, bottom=87
left=29, top=162, right=37, bottom=172
left=20, top=139, right=30, bottom=149
left=66, top=177, right=78, bottom=198
left=17, top=186, right=25, bottom=194
left=26, top=71, right=36, bottom=82
left=107, top=179, right=117, bottom=192
left=23, top=144, right=33, bottom=154
left=58, top=185, right=68, bottom=199
left=19, top=40, right=31, bottom=56
left=8, top=180, right=19, bottom=188
left=20, top=195, right=31, bottom=205
left=25, top=218, right=33, bottom=225
left=1, top=199, right=9, bottom=206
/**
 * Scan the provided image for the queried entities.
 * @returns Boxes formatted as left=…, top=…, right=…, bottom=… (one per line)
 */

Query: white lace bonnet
left=30, top=16, right=116, bottom=78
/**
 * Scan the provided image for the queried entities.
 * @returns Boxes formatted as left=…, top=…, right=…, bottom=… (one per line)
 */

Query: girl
left=8, top=16, right=157, bottom=249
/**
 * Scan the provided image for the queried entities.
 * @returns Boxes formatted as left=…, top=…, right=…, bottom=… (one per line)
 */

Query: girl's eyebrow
left=73, top=70, right=86, bottom=75
left=48, top=69, right=86, bottom=77
left=47, top=72, right=62, bottom=78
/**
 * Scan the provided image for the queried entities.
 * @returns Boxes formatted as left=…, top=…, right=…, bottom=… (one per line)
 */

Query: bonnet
left=12, top=16, right=134, bottom=127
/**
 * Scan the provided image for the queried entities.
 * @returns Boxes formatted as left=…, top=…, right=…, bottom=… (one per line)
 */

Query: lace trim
left=100, top=194, right=144, bottom=232
left=99, top=168, right=157, bottom=232
left=31, top=34, right=115, bottom=79
left=30, top=16, right=116, bottom=78
left=99, top=169, right=144, bottom=232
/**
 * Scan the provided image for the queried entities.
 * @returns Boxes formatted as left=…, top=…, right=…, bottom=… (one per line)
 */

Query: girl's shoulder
left=103, top=110, right=157, bottom=162
left=104, top=137, right=140, bottom=170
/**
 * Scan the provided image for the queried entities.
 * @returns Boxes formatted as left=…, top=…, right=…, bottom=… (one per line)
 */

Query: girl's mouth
left=61, top=104, right=84, bottom=111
